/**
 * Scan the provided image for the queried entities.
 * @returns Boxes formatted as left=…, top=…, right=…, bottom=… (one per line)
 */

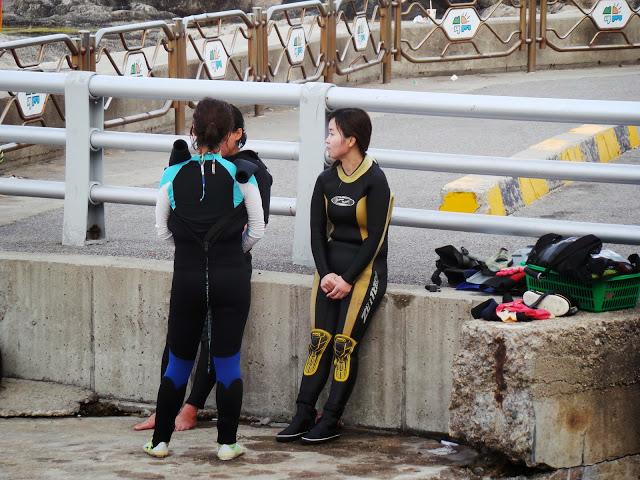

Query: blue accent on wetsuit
left=160, top=153, right=252, bottom=210
left=163, top=350, right=195, bottom=389
left=212, top=352, right=242, bottom=389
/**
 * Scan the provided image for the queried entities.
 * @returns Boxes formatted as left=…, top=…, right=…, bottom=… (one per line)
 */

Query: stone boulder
left=6, top=1, right=280, bottom=27
left=449, top=311, right=640, bottom=469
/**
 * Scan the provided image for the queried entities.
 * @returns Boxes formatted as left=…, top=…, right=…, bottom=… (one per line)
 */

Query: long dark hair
left=230, top=104, right=247, bottom=149
left=328, top=108, right=372, bottom=157
left=191, top=98, right=234, bottom=152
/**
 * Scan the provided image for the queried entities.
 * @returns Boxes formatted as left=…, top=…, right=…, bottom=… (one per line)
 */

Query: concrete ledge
left=448, top=313, right=640, bottom=469
left=0, top=378, right=96, bottom=417
left=2, top=251, right=640, bottom=473
left=439, top=125, right=640, bottom=215
left=0, top=252, right=481, bottom=434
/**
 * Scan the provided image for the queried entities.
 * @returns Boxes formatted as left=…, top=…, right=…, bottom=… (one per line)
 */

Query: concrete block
left=534, top=386, right=640, bottom=468
left=449, top=312, right=640, bottom=468
left=0, top=253, right=93, bottom=387
left=91, top=258, right=172, bottom=402
left=440, top=125, right=640, bottom=215
left=405, top=289, right=481, bottom=433
left=230, top=270, right=311, bottom=419
left=344, top=294, right=405, bottom=429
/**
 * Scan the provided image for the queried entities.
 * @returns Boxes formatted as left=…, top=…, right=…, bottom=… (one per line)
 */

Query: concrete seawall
left=0, top=252, right=477, bottom=433
left=1, top=251, right=639, bottom=472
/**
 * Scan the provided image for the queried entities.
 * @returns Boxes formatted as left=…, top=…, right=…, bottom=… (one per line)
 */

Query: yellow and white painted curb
left=439, top=125, right=640, bottom=215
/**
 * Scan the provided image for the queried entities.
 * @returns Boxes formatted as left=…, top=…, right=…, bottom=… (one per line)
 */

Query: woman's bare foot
left=133, top=413, right=156, bottom=431
left=174, top=403, right=198, bottom=431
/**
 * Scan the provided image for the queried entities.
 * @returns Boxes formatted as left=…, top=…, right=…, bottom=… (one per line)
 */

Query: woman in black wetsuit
left=146, top=99, right=264, bottom=460
left=134, top=106, right=271, bottom=434
left=277, top=108, right=393, bottom=444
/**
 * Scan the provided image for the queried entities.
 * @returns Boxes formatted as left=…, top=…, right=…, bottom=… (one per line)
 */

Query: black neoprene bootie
left=300, top=412, right=341, bottom=444
left=276, top=404, right=317, bottom=442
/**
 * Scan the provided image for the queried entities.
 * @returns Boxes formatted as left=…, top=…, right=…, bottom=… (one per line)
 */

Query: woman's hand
left=320, top=273, right=338, bottom=294
left=326, top=276, right=352, bottom=300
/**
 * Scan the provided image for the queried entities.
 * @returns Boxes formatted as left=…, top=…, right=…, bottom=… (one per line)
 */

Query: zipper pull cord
left=199, top=154, right=206, bottom=202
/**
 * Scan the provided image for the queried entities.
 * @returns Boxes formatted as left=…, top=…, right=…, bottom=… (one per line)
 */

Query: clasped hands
left=320, top=273, right=352, bottom=300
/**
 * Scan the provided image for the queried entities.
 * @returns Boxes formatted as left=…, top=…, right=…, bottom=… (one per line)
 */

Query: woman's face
left=325, top=118, right=354, bottom=161
left=220, top=128, right=244, bottom=157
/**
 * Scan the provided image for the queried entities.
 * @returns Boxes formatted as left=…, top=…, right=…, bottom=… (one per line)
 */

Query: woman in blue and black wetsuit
left=277, top=108, right=393, bottom=444
left=134, top=105, right=271, bottom=434
left=146, top=98, right=265, bottom=460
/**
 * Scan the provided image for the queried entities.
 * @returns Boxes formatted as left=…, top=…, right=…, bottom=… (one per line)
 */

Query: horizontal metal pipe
left=0, top=34, right=79, bottom=55
left=270, top=196, right=296, bottom=216
left=94, top=21, right=175, bottom=46
left=90, top=184, right=157, bottom=206
left=0, top=71, right=68, bottom=95
left=91, top=130, right=299, bottom=160
left=89, top=75, right=303, bottom=105
left=369, top=148, right=640, bottom=184
left=392, top=208, right=640, bottom=245
left=327, top=87, right=640, bottom=125
left=0, top=125, right=66, bottom=146
left=182, top=10, right=252, bottom=28
left=89, top=184, right=299, bottom=216
left=6, top=70, right=639, bottom=125
left=0, top=178, right=65, bottom=199
left=267, top=0, right=327, bottom=19
left=245, top=140, right=299, bottom=161
left=3, top=178, right=639, bottom=244
left=2, top=124, right=636, bottom=183
left=91, top=131, right=184, bottom=152
left=1, top=124, right=635, bottom=183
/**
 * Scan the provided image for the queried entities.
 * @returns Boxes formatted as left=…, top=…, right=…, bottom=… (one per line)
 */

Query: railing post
left=380, top=0, right=393, bottom=83
left=527, top=0, right=537, bottom=72
left=539, top=0, right=547, bottom=49
left=519, top=0, right=526, bottom=51
left=63, top=71, right=105, bottom=246
left=293, top=82, right=334, bottom=266
left=169, top=18, right=188, bottom=135
left=76, top=30, right=95, bottom=71
left=252, top=7, right=266, bottom=116
left=393, top=0, right=402, bottom=61
left=171, top=19, right=187, bottom=135
left=322, top=0, right=337, bottom=83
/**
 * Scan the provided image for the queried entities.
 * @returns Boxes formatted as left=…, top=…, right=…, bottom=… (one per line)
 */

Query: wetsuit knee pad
left=163, top=350, right=195, bottom=389
left=213, top=352, right=242, bottom=388
left=303, top=328, right=332, bottom=376
left=333, top=334, right=357, bottom=382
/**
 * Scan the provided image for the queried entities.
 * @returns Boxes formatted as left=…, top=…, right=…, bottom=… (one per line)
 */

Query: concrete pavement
left=1, top=411, right=484, bottom=480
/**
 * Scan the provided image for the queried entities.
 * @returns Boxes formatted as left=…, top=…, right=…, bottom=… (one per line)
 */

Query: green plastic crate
left=525, top=264, right=640, bottom=312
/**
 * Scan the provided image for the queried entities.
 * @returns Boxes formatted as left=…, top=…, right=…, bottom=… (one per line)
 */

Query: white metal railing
left=1, top=70, right=640, bottom=266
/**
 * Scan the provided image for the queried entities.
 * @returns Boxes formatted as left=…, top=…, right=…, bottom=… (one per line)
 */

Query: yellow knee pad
left=303, top=328, right=332, bottom=376
left=333, top=334, right=357, bottom=382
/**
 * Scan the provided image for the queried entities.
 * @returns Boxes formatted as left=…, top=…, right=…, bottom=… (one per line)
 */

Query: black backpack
left=526, top=233, right=605, bottom=283
left=431, top=245, right=483, bottom=286
left=168, top=140, right=272, bottom=225
left=228, top=150, right=272, bottom=225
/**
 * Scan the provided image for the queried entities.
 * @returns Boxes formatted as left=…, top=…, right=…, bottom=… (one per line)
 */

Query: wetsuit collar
left=337, top=155, right=374, bottom=183
left=192, top=152, right=223, bottom=162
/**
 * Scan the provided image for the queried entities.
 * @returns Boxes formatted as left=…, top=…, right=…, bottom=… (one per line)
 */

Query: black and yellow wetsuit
left=298, top=154, right=393, bottom=420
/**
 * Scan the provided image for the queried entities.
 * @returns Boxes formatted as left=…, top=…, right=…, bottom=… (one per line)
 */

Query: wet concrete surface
left=0, top=416, right=485, bottom=480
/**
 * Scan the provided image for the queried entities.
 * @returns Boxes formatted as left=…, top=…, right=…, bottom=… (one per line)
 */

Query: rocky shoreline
left=2, top=1, right=279, bottom=28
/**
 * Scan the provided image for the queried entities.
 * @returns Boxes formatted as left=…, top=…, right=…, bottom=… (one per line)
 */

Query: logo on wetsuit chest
left=331, top=195, right=355, bottom=207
